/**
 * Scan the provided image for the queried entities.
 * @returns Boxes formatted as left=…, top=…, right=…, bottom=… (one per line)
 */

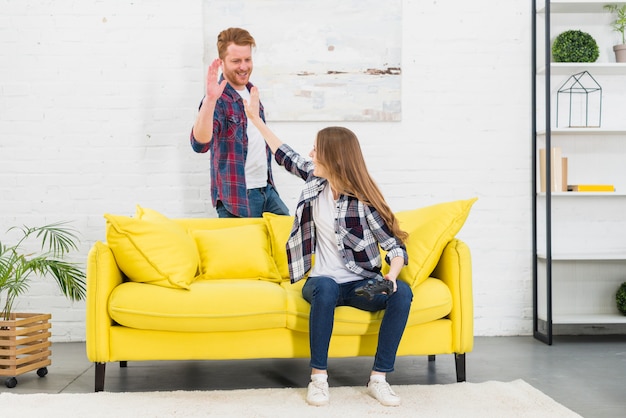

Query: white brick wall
left=0, top=0, right=533, bottom=341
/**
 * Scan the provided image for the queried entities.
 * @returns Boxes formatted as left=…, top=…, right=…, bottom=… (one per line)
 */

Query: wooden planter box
left=0, top=313, right=51, bottom=387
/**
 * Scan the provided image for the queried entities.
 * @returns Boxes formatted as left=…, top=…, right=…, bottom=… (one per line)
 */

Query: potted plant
left=552, top=30, right=600, bottom=62
left=605, top=4, right=626, bottom=62
left=0, top=222, right=86, bottom=388
left=617, top=282, right=626, bottom=315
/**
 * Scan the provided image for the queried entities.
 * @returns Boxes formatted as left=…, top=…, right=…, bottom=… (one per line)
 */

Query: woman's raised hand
left=243, top=86, right=282, bottom=153
left=243, top=86, right=261, bottom=123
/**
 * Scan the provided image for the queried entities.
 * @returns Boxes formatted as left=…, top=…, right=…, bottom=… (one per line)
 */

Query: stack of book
left=539, top=147, right=615, bottom=193
left=539, top=147, right=567, bottom=192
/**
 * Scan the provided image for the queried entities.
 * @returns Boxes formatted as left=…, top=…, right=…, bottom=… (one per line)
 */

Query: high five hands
left=243, top=86, right=261, bottom=123
left=206, top=58, right=227, bottom=103
left=242, top=86, right=283, bottom=153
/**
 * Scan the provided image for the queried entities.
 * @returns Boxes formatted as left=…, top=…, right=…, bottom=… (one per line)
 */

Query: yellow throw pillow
left=263, top=213, right=296, bottom=281
left=193, top=224, right=281, bottom=282
left=135, top=205, right=172, bottom=222
left=391, top=198, right=477, bottom=288
left=104, top=206, right=199, bottom=290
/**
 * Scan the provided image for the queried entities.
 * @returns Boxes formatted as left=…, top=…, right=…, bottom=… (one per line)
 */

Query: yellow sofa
left=86, top=198, right=476, bottom=392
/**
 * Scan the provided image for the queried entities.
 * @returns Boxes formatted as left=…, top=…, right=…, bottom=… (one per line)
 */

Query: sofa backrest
left=103, top=198, right=476, bottom=292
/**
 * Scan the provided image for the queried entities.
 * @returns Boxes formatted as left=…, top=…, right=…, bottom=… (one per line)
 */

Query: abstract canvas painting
left=203, top=0, right=402, bottom=121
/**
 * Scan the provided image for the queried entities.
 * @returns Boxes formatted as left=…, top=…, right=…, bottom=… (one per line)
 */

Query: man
left=190, top=27, right=289, bottom=218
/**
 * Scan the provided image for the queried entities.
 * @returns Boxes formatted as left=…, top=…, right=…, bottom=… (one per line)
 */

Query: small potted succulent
left=552, top=30, right=600, bottom=62
left=0, top=222, right=86, bottom=388
left=604, top=4, right=626, bottom=62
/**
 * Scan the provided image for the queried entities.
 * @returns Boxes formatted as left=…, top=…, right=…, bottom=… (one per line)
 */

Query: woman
left=244, top=88, right=413, bottom=407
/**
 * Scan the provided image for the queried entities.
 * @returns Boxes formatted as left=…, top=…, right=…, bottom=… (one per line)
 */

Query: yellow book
left=567, top=184, right=615, bottom=192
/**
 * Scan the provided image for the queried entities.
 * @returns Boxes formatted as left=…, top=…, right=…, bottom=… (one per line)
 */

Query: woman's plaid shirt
left=274, top=144, right=408, bottom=283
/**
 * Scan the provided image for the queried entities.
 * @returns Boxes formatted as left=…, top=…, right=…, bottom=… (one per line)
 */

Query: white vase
left=613, top=44, right=626, bottom=63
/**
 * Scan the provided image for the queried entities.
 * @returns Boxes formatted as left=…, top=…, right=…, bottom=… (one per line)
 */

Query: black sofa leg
left=95, top=362, right=106, bottom=392
left=120, top=361, right=127, bottom=368
left=428, top=355, right=436, bottom=362
left=455, top=353, right=466, bottom=382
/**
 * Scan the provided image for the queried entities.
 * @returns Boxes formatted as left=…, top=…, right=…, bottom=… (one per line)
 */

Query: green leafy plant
left=605, top=4, right=626, bottom=45
left=617, top=282, right=626, bottom=315
left=552, top=30, right=600, bottom=62
left=0, top=222, right=86, bottom=321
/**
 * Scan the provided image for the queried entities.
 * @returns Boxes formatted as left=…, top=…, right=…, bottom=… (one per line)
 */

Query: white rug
left=0, top=379, right=581, bottom=418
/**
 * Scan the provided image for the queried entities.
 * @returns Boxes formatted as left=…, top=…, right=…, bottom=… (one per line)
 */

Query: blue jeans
left=302, top=276, right=413, bottom=373
left=216, top=184, right=290, bottom=218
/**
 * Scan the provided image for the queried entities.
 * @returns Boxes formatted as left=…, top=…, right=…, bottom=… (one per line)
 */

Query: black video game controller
left=355, top=277, right=394, bottom=300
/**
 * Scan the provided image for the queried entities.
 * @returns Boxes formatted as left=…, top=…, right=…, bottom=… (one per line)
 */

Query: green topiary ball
left=617, top=282, right=626, bottom=315
left=552, top=30, right=599, bottom=63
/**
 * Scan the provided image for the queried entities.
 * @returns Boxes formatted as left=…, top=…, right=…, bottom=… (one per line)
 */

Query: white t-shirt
left=310, top=184, right=362, bottom=284
left=236, top=88, right=268, bottom=189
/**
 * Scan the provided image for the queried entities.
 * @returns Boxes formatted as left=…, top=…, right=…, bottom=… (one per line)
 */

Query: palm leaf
left=40, top=259, right=87, bottom=301
left=1, top=222, right=86, bottom=318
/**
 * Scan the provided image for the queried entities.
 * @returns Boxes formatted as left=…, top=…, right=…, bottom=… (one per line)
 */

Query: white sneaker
left=306, top=380, right=330, bottom=406
left=367, top=380, right=401, bottom=406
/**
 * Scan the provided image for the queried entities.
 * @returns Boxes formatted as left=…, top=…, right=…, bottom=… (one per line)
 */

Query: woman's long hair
left=315, top=127, right=408, bottom=242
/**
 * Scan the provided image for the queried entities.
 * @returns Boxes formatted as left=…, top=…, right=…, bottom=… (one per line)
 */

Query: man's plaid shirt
left=274, top=144, right=408, bottom=283
left=190, top=78, right=274, bottom=217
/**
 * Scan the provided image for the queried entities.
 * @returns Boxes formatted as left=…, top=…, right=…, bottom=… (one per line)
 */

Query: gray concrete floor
left=1, top=336, right=624, bottom=417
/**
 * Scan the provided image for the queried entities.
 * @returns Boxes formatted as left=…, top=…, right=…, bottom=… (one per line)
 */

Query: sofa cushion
left=108, top=279, right=287, bottom=332
left=263, top=213, right=295, bottom=281
left=388, top=198, right=477, bottom=288
left=192, top=224, right=281, bottom=282
left=176, top=217, right=265, bottom=231
left=281, top=277, right=452, bottom=335
left=136, top=205, right=173, bottom=223
left=104, top=206, right=199, bottom=290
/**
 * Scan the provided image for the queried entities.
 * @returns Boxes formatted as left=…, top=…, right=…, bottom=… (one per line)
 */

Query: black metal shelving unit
left=532, top=0, right=554, bottom=345
left=532, top=1, right=626, bottom=345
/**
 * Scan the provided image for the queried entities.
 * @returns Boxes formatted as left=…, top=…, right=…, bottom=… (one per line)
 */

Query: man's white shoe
left=367, top=380, right=401, bottom=406
left=306, top=380, right=330, bottom=406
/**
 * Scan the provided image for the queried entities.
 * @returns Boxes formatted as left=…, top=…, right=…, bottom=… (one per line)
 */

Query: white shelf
left=537, top=252, right=626, bottom=260
left=537, top=192, right=626, bottom=197
left=537, top=63, right=626, bottom=75
left=538, top=1, right=626, bottom=14
left=537, top=128, right=626, bottom=135
left=552, top=313, right=626, bottom=324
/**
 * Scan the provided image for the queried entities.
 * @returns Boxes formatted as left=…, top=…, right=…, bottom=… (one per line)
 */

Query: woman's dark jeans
left=302, top=276, right=413, bottom=372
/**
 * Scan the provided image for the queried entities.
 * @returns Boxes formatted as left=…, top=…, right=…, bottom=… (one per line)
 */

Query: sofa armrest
left=431, top=238, right=473, bottom=354
left=86, top=241, right=124, bottom=362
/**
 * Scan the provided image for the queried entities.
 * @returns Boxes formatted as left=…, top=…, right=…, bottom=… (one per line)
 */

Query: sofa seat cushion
left=108, top=279, right=287, bottom=333
left=281, top=277, right=452, bottom=335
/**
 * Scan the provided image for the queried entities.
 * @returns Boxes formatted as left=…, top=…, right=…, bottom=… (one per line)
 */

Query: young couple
left=192, top=28, right=412, bottom=407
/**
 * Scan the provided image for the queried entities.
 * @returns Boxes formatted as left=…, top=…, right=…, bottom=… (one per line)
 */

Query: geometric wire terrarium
left=556, top=71, right=602, bottom=128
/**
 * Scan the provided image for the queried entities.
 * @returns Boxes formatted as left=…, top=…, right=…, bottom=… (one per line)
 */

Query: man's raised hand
left=206, top=58, right=227, bottom=103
